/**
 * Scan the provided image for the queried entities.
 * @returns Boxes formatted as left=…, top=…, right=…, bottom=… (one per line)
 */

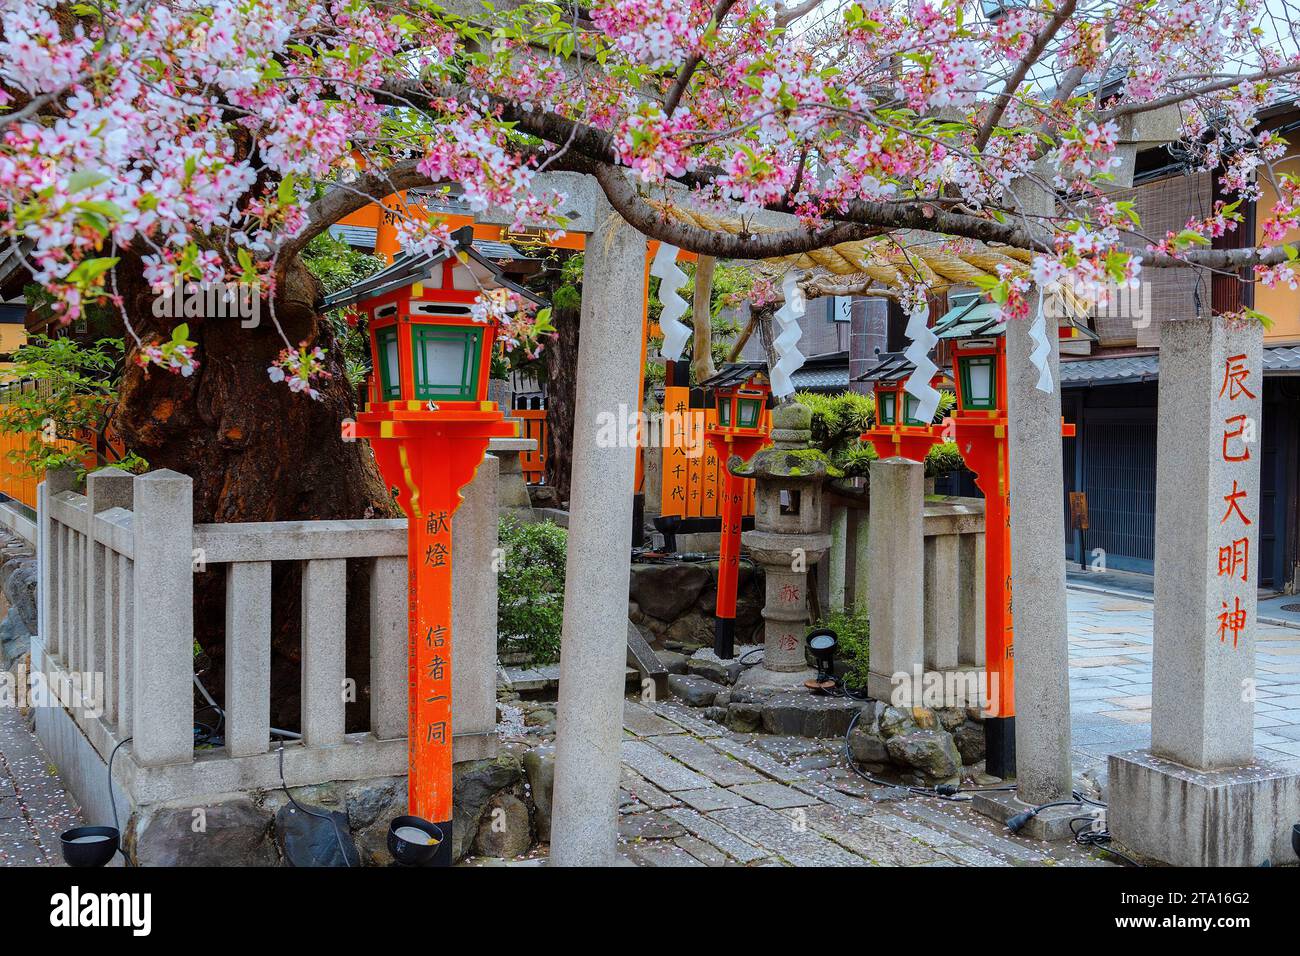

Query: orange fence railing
left=514, top=409, right=547, bottom=483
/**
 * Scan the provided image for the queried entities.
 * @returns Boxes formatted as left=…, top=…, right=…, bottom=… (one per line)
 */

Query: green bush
left=815, top=606, right=870, bottom=690
left=497, top=517, right=567, bottom=663
left=924, top=440, right=966, bottom=478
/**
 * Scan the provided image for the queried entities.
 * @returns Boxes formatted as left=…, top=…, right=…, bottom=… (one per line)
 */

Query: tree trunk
left=690, top=255, right=717, bottom=383
left=542, top=299, right=580, bottom=503
left=112, top=255, right=399, bottom=733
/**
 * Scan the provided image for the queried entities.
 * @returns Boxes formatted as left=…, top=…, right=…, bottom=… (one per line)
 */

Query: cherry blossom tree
left=5, top=0, right=1300, bottom=490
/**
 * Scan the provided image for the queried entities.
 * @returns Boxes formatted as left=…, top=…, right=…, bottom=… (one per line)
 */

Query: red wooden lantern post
left=700, top=364, right=772, bottom=658
left=332, top=233, right=526, bottom=863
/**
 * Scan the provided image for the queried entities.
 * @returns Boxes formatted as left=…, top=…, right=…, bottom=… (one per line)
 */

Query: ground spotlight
left=60, top=826, right=120, bottom=868
left=806, top=627, right=838, bottom=684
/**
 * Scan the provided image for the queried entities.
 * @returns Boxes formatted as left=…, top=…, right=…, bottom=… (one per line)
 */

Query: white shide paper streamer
left=651, top=243, right=691, bottom=361
left=1027, top=289, right=1054, bottom=394
left=770, top=270, right=806, bottom=398
left=901, top=301, right=941, bottom=424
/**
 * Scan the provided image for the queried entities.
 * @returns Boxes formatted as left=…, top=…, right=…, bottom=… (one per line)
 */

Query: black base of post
left=431, top=820, right=453, bottom=867
left=631, top=493, right=645, bottom=549
left=984, top=716, right=1016, bottom=779
left=714, top=617, right=735, bottom=660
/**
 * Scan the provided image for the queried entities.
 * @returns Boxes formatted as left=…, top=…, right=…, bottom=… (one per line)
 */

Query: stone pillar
left=827, top=505, right=848, bottom=613
left=85, top=469, right=133, bottom=711
left=451, top=453, right=499, bottom=762
left=866, top=458, right=924, bottom=703
left=1110, top=316, right=1300, bottom=866
left=923, top=532, right=959, bottom=671
left=488, top=438, right=535, bottom=524
left=549, top=203, right=648, bottom=866
left=1006, top=285, right=1072, bottom=804
left=958, top=531, right=986, bottom=667
left=130, top=469, right=194, bottom=768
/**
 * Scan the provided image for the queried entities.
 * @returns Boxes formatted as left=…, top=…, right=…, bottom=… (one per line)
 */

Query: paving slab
left=620, top=740, right=712, bottom=792
left=728, top=781, right=818, bottom=810
left=650, top=733, right=765, bottom=786
left=676, top=786, right=755, bottom=812
left=623, top=700, right=686, bottom=737
left=707, top=805, right=868, bottom=867
left=802, top=804, right=947, bottom=866
left=661, top=807, right=768, bottom=864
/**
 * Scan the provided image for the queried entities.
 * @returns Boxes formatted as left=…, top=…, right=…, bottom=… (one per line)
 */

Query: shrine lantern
left=699, top=363, right=772, bottom=658
left=324, top=225, right=538, bottom=865
left=859, top=352, right=947, bottom=463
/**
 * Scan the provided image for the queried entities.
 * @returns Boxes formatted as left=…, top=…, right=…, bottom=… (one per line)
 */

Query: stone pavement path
left=1067, top=589, right=1300, bottom=775
left=615, top=699, right=1113, bottom=867
left=0, top=704, right=81, bottom=866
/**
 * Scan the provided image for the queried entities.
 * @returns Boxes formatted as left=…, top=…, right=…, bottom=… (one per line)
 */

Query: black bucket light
left=388, top=815, right=445, bottom=867
left=59, top=825, right=120, bottom=868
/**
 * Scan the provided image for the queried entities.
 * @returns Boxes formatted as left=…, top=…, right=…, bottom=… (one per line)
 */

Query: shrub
left=815, top=606, right=870, bottom=691
left=497, top=516, right=567, bottom=663
left=924, top=440, right=966, bottom=478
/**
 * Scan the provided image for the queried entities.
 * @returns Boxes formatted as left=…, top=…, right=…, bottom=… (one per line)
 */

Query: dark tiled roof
left=697, top=361, right=768, bottom=390
left=853, top=351, right=915, bottom=383
left=1060, top=345, right=1300, bottom=388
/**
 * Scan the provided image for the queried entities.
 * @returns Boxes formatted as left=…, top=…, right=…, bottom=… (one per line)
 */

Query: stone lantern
left=732, top=403, right=832, bottom=689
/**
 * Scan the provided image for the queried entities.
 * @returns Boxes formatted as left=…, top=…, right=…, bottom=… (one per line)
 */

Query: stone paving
left=1066, top=589, right=1300, bottom=774
left=0, top=702, right=79, bottom=866
left=615, top=699, right=1114, bottom=867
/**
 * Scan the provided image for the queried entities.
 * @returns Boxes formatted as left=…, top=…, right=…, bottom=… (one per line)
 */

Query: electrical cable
left=1070, top=813, right=1142, bottom=867
left=106, top=736, right=134, bottom=866
left=277, top=742, right=353, bottom=867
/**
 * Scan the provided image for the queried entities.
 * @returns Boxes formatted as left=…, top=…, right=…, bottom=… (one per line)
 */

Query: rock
left=730, top=683, right=778, bottom=705
left=885, top=730, right=962, bottom=783
left=473, top=792, right=532, bottom=858
left=935, top=707, right=967, bottom=731
left=524, top=708, right=556, bottom=727
left=1, top=557, right=37, bottom=633
left=686, top=656, right=740, bottom=685
left=345, top=780, right=398, bottom=831
left=952, top=720, right=986, bottom=764
left=726, top=702, right=763, bottom=732
left=452, top=752, right=523, bottom=862
left=274, top=803, right=360, bottom=867
left=0, top=607, right=31, bottom=669
left=629, top=562, right=711, bottom=620
left=909, top=707, right=939, bottom=730
left=132, top=796, right=277, bottom=866
left=521, top=745, right=556, bottom=842
left=663, top=613, right=712, bottom=647
left=877, top=706, right=918, bottom=738
left=760, top=693, right=863, bottom=738
left=354, top=793, right=409, bottom=866
left=702, top=706, right=728, bottom=723
left=848, top=724, right=890, bottom=764
left=667, top=673, right=726, bottom=707
left=658, top=650, right=690, bottom=674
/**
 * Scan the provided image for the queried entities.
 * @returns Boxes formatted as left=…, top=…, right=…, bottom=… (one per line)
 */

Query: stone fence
left=822, top=470, right=986, bottom=702
left=25, top=460, right=500, bottom=842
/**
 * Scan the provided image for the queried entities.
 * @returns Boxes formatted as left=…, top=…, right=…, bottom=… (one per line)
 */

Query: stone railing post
left=36, top=467, right=77, bottom=660
left=130, top=469, right=194, bottom=767
left=866, top=458, right=924, bottom=703
left=85, top=468, right=133, bottom=726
